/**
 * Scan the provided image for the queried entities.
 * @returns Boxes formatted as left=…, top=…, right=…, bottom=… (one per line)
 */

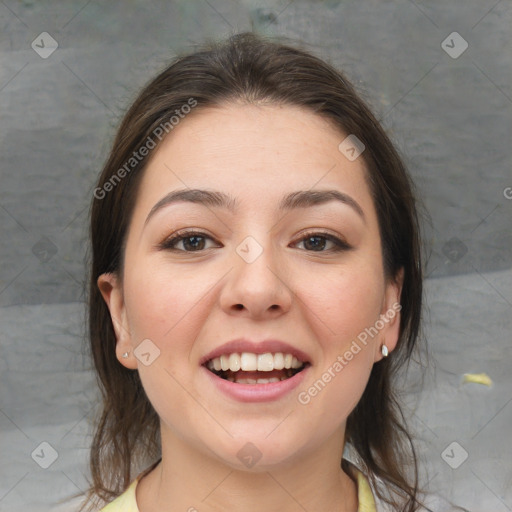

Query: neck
left=136, top=427, right=358, bottom=512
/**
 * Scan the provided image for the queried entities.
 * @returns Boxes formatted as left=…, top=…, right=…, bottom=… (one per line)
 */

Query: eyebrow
left=144, top=188, right=366, bottom=226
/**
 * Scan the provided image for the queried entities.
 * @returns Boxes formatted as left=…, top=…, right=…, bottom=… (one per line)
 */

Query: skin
left=99, top=102, right=403, bottom=512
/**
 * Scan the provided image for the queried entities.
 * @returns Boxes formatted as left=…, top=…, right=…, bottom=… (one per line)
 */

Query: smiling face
left=98, top=102, right=402, bottom=471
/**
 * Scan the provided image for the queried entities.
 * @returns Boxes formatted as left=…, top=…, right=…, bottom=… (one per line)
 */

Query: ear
left=97, top=273, right=137, bottom=370
left=374, top=267, right=404, bottom=362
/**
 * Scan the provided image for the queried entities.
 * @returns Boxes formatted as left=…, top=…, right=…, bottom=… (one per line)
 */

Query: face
left=99, top=103, right=402, bottom=471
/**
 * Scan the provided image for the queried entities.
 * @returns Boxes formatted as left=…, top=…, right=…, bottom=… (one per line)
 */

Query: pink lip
left=199, top=338, right=311, bottom=366
left=201, top=364, right=310, bottom=403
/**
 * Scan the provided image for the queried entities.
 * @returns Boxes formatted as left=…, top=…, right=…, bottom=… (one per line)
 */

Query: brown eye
left=159, top=231, right=219, bottom=252
left=294, top=232, right=352, bottom=253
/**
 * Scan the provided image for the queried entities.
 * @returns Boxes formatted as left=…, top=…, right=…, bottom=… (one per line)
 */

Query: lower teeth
left=221, top=368, right=299, bottom=384
left=207, top=365, right=306, bottom=384
left=227, top=376, right=285, bottom=384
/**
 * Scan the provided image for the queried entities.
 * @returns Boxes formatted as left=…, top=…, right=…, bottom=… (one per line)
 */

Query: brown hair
left=74, top=31, right=433, bottom=511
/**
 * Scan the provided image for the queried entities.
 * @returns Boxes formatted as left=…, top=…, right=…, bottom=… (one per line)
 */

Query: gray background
left=0, top=0, right=511, bottom=510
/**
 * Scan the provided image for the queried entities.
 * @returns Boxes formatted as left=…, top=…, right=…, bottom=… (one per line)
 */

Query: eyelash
left=158, top=230, right=352, bottom=253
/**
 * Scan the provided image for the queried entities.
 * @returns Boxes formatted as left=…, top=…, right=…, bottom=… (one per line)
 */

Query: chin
left=201, top=426, right=311, bottom=472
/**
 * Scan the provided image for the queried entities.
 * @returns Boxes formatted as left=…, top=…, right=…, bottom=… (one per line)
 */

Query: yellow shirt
left=100, top=464, right=376, bottom=512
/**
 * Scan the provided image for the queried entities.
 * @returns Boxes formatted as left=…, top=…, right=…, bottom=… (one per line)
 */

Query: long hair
left=76, top=31, right=429, bottom=511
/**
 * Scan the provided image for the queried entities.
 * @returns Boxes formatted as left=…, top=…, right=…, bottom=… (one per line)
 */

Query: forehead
left=135, top=103, right=374, bottom=218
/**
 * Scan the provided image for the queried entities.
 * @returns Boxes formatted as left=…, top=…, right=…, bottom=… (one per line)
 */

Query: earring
left=381, top=344, right=389, bottom=357
left=122, top=352, right=130, bottom=359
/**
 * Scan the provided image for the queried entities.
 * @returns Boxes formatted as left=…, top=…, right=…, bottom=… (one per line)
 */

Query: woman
left=76, top=32, right=467, bottom=511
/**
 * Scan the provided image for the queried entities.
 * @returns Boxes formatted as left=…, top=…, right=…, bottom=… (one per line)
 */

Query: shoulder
left=99, top=458, right=161, bottom=512
left=343, top=451, right=469, bottom=512
left=99, top=478, right=139, bottom=512
left=367, top=484, right=470, bottom=512
left=362, top=474, right=470, bottom=512
left=344, top=460, right=377, bottom=511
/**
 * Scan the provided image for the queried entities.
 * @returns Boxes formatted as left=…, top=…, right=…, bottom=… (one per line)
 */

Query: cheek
left=123, top=255, right=203, bottom=340
left=292, top=256, right=383, bottom=420
left=122, top=257, right=222, bottom=386
left=121, top=260, right=209, bottom=423
left=294, top=337, right=373, bottom=452
left=313, top=358, right=372, bottom=432
left=124, top=273, right=175, bottom=340
left=296, top=260, right=384, bottom=344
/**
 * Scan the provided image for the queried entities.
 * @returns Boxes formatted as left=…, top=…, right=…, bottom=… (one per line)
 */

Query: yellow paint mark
left=463, top=372, right=492, bottom=387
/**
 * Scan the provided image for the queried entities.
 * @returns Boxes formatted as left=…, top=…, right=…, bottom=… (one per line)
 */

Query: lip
left=199, top=338, right=312, bottom=366
left=201, top=363, right=310, bottom=403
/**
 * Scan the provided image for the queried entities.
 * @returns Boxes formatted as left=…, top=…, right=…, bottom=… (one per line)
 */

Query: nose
left=219, top=238, right=292, bottom=320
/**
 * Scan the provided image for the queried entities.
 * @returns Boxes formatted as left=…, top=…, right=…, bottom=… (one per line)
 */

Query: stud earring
left=122, top=352, right=130, bottom=359
left=381, top=344, right=389, bottom=357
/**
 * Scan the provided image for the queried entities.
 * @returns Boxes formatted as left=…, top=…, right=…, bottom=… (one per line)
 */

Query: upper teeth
left=206, top=353, right=303, bottom=372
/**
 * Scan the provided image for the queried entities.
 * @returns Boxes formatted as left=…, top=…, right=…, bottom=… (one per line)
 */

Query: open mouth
left=204, top=352, right=309, bottom=385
